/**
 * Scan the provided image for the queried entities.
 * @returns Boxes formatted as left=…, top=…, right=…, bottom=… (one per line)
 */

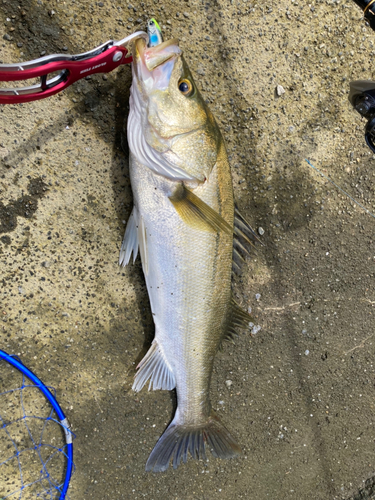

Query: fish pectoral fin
left=223, top=297, right=255, bottom=343
left=169, top=185, right=232, bottom=234
left=132, top=340, right=175, bottom=392
left=145, top=411, right=241, bottom=472
left=119, top=206, right=139, bottom=266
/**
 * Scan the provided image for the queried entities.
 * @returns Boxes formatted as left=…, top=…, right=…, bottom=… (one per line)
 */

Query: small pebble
left=258, top=227, right=264, bottom=236
left=276, top=84, right=285, bottom=96
left=225, top=380, right=233, bottom=388
left=251, top=325, right=261, bottom=335
left=305, top=350, right=309, bottom=356
left=255, top=293, right=261, bottom=301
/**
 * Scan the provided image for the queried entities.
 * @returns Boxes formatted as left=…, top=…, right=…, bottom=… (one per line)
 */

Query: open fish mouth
left=133, top=37, right=181, bottom=91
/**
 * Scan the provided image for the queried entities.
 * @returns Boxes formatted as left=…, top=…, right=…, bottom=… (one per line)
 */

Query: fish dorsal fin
left=119, top=206, right=139, bottom=266
left=223, top=297, right=254, bottom=344
left=232, top=206, right=262, bottom=273
left=169, top=185, right=232, bottom=234
left=234, top=206, right=260, bottom=245
left=133, top=339, right=176, bottom=392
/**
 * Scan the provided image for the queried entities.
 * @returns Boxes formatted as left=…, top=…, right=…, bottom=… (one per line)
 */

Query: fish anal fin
left=132, top=340, right=175, bottom=392
left=169, top=185, right=232, bottom=235
left=145, top=411, right=241, bottom=472
left=119, top=206, right=139, bottom=267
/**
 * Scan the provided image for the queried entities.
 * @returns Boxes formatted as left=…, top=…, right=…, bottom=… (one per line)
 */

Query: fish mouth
left=135, top=37, right=180, bottom=71
left=133, top=37, right=181, bottom=91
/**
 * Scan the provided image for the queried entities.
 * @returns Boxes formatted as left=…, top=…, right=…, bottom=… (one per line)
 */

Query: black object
left=349, top=80, right=375, bottom=153
left=352, top=0, right=375, bottom=31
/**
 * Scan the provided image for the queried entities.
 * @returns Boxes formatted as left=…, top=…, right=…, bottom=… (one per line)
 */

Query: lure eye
left=178, top=79, right=193, bottom=97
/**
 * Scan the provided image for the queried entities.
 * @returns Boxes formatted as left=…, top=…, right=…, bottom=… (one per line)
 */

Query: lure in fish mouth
left=147, top=18, right=163, bottom=48
left=121, top=21, right=260, bottom=472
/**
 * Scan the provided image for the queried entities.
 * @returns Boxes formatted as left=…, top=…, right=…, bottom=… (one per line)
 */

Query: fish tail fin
left=145, top=411, right=241, bottom=472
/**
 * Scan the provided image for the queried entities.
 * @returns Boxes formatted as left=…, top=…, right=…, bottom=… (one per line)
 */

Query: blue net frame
left=0, top=350, right=75, bottom=499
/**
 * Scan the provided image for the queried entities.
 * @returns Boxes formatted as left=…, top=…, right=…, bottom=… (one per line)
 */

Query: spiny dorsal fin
left=169, top=185, right=232, bottom=234
left=232, top=205, right=262, bottom=273
left=234, top=206, right=261, bottom=245
left=222, top=297, right=254, bottom=344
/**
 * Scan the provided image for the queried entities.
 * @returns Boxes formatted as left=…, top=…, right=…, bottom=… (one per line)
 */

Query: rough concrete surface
left=1, top=0, right=375, bottom=498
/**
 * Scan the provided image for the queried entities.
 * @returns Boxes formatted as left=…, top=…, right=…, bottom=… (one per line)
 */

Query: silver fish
left=120, top=31, right=259, bottom=472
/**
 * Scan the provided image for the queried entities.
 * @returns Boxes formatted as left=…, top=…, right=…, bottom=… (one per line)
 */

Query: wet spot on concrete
left=0, top=177, right=48, bottom=235
left=0, top=235, right=10, bottom=245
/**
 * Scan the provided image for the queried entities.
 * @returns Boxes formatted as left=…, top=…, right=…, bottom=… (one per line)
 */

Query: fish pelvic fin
left=119, top=206, right=149, bottom=275
left=119, top=206, right=139, bottom=266
left=223, top=297, right=254, bottom=344
left=232, top=205, right=263, bottom=274
left=145, top=411, right=241, bottom=472
left=169, top=185, right=232, bottom=235
left=132, top=340, right=176, bottom=392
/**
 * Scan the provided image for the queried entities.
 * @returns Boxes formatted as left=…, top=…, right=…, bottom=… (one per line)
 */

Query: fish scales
left=120, top=31, right=255, bottom=472
left=130, top=142, right=233, bottom=421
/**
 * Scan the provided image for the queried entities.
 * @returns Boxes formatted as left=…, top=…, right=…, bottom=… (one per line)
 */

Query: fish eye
left=178, top=79, right=194, bottom=97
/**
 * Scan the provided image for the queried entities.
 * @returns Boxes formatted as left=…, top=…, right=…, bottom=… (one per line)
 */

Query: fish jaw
left=133, top=37, right=181, bottom=91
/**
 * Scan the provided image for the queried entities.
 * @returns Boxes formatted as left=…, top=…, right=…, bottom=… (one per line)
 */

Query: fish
left=119, top=27, right=260, bottom=472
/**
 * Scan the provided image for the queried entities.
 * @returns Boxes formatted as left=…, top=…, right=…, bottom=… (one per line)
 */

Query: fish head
left=129, top=37, right=221, bottom=182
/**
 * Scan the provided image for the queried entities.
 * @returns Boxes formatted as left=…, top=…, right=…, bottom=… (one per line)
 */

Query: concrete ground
left=1, top=0, right=375, bottom=498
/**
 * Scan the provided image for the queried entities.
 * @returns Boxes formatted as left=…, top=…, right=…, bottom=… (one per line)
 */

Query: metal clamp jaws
left=0, top=31, right=148, bottom=104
